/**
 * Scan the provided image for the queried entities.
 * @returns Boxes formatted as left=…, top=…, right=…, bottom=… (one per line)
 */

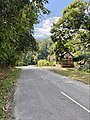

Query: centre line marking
left=41, top=76, right=46, bottom=80
left=61, top=92, right=90, bottom=113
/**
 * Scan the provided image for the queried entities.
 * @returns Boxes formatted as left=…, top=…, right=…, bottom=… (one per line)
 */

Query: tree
left=37, top=39, right=54, bottom=60
left=0, top=0, right=50, bottom=68
left=51, top=0, right=89, bottom=61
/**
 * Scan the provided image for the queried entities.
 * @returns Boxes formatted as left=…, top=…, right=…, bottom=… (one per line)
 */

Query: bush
left=49, top=61, right=56, bottom=66
left=83, top=59, right=90, bottom=72
left=38, top=60, right=49, bottom=67
left=74, top=54, right=88, bottom=62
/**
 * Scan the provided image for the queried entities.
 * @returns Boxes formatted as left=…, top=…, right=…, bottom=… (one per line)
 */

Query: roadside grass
left=47, top=67, right=90, bottom=84
left=0, top=68, right=22, bottom=120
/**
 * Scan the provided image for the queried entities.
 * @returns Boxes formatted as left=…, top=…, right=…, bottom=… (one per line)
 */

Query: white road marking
left=41, top=76, right=46, bottom=80
left=41, top=75, right=90, bottom=113
left=61, top=92, right=90, bottom=113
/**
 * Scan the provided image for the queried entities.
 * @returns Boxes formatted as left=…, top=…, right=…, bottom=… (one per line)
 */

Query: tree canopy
left=37, top=39, right=54, bottom=59
left=0, top=0, right=50, bottom=68
left=51, top=0, right=90, bottom=61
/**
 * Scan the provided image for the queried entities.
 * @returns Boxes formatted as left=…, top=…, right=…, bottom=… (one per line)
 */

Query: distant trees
left=37, top=39, right=54, bottom=60
left=51, top=0, right=90, bottom=63
left=16, top=39, right=54, bottom=66
left=0, top=0, right=50, bottom=68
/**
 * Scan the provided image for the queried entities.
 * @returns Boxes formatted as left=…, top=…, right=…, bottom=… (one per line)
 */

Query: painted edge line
left=61, top=92, right=90, bottom=113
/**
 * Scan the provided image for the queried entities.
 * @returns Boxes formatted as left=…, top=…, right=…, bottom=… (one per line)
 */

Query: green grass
left=47, top=67, right=90, bottom=84
left=0, top=68, right=22, bottom=120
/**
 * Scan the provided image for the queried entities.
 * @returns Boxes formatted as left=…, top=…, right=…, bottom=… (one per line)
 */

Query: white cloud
left=34, top=16, right=60, bottom=40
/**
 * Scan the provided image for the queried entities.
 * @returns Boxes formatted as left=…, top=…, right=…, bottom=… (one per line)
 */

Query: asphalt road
left=12, top=66, right=90, bottom=120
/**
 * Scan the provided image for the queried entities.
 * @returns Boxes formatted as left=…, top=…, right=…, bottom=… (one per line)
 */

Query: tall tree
left=51, top=0, right=89, bottom=61
left=0, top=0, right=50, bottom=68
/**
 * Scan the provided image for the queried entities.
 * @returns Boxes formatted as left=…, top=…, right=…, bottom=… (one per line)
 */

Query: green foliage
left=75, top=30, right=90, bottom=52
left=49, top=61, right=56, bottom=66
left=34, top=54, right=38, bottom=64
left=74, top=54, right=88, bottom=62
left=17, top=51, right=36, bottom=66
left=83, top=59, right=90, bottom=72
left=51, top=0, right=90, bottom=66
left=0, top=68, right=22, bottom=119
left=38, top=60, right=49, bottom=66
left=37, top=39, right=54, bottom=60
left=0, top=0, right=49, bottom=68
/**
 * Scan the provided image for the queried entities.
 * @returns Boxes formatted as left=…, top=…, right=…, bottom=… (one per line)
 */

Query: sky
left=34, top=0, right=78, bottom=40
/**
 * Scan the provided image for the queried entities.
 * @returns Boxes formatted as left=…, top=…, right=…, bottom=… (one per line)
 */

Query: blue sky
left=44, top=0, right=75, bottom=19
left=34, top=0, right=84, bottom=40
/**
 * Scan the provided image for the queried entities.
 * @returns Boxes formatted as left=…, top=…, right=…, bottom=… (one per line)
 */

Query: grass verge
left=0, top=68, right=22, bottom=120
left=47, top=67, right=90, bottom=85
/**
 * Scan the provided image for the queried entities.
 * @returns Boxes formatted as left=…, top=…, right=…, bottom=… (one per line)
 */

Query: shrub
left=38, top=60, right=49, bottom=67
left=83, top=58, right=90, bottom=72
left=49, top=61, right=56, bottom=66
left=74, top=54, right=88, bottom=62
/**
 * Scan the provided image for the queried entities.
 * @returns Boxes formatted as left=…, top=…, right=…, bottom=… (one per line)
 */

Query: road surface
left=12, top=66, right=90, bottom=120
